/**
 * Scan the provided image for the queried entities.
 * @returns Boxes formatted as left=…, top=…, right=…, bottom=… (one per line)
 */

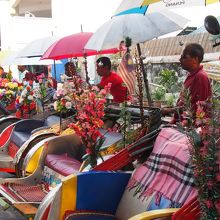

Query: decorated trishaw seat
left=43, top=129, right=122, bottom=178
left=52, top=128, right=196, bottom=220
left=45, top=153, right=81, bottom=176
left=10, top=116, right=60, bottom=148
left=11, top=132, right=31, bottom=147
left=10, top=119, right=45, bottom=147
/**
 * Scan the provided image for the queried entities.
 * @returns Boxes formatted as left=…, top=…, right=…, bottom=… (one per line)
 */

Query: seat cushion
left=10, top=131, right=31, bottom=148
left=45, top=154, right=82, bottom=176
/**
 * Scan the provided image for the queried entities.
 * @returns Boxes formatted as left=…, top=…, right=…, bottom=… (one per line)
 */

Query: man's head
left=18, top=65, right=26, bottom=72
left=65, top=62, right=76, bottom=77
left=96, top=57, right=111, bottom=77
left=180, top=43, right=204, bottom=72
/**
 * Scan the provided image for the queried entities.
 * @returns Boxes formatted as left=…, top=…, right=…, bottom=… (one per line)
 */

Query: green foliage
left=212, top=80, right=220, bottom=96
left=166, top=94, right=175, bottom=107
left=152, top=87, right=166, bottom=101
left=125, top=37, right=132, bottom=48
left=118, top=102, right=132, bottom=146
left=158, top=69, right=181, bottom=93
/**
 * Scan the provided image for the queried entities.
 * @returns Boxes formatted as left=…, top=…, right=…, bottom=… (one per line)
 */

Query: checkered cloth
left=128, top=127, right=197, bottom=206
left=1, top=183, right=50, bottom=203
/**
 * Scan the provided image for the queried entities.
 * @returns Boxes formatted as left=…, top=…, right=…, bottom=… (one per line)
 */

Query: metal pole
left=53, top=60, right=57, bottom=80
left=136, top=43, right=152, bottom=107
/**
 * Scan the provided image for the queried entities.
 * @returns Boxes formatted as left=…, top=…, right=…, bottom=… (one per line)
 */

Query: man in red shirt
left=163, top=43, right=212, bottom=122
left=96, top=57, right=129, bottom=103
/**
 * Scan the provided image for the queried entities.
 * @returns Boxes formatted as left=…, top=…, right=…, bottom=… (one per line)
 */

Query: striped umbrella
left=142, top=0, right=220, bottom=9
left=114, top=0, right=220, bottom=16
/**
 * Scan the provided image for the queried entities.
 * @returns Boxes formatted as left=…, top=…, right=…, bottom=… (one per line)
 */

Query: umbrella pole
left=53, top=60, right=57, bottom=80
left=136, top=43, right=152, bottom=107
left=83, top=56, right=90, bottom=85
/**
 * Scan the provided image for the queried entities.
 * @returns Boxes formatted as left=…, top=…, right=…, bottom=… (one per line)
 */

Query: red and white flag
left=117, top=52, right=136, bottom=96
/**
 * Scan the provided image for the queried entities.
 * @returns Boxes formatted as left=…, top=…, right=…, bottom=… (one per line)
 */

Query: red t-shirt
left=100, top=71, right=128, bottom=103
left=177, top=66, right=212, bottom=111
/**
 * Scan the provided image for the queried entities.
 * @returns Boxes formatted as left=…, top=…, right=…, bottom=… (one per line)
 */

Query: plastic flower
left=53, top=101, right=58, bottom=111
left=97, top=61, right=103, bottom=66
left=15, top=85, right=36, bottom=117
left=65, top=101, right=72, bottom=109
left=183, top=97, right=220, bottom=219
left=68, top=85, right=110, bottom=168
left=27, top=95, right=34, bottom=101
left=53, top=84, right=73, bottom=113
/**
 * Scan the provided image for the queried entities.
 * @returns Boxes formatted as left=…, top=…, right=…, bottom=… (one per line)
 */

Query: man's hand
left=161, top=107, right=175, bottom=116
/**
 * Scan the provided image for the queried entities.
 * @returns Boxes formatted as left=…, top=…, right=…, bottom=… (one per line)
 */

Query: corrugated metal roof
left=140, top=32, right=220, bottom=62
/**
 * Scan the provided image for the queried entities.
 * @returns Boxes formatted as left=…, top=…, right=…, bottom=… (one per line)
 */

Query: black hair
left=65, top=62, right=75, bottom=70
left=96, top=57, right=111, bottom=70
left=185, top=43, right=204, bottom=63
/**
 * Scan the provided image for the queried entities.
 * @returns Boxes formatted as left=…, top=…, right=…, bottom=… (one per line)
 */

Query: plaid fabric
left=128, top=127, right=197, bottom=206
left=1, top=183, right=50, bottom=203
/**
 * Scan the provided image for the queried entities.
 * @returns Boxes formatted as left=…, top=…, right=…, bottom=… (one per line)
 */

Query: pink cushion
left=45, top=154, right=82, bottom=176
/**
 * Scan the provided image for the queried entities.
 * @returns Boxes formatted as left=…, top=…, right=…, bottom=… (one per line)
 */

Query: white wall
left=51, top=0, right=119, bottom=37
left=9, top=16, right=54, bottom=50
left=0, top=1, right=54, bottom=76
left=0, top=0, right=11, bottom=50
left=1, top=1, right=53, bottom=51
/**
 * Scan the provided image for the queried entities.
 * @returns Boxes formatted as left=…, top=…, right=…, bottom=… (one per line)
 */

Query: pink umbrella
left=41, top=32, right=120, bottom=60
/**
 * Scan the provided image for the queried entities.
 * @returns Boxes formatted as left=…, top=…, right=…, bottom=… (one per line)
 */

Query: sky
left=171, top=3, right=220, bottom=27
left=53, top=0, right=220, bottom=37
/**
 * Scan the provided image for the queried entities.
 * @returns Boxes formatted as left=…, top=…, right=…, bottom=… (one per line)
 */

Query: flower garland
left=69, top=85, right=110, bottom=167
left=183, top=97, right=220, bottom=219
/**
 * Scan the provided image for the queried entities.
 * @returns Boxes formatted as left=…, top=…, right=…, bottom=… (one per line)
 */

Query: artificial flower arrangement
left=35, top=73, right=47, bottom=99
left=33, top=73, right=50, bottom=113
left=15, top=85, right=36, bottom=118
left=53, top=73, right=85, bottom=113
left=179, top=93, right=220, bottom=219
left=63, top=74, right=85, bottom=95
left=0, top=89, right=15, bottom=106
left=0, top=78, right=9, bottom=88
left=53, top=83, right=73, bottom=113
left=0, top=78, right=22, bottom=110
left=68, top=84, right=111, bottom=167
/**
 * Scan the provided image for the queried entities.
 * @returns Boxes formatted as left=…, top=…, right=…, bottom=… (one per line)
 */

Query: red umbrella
left=41, top=32, right=120, bottom=60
